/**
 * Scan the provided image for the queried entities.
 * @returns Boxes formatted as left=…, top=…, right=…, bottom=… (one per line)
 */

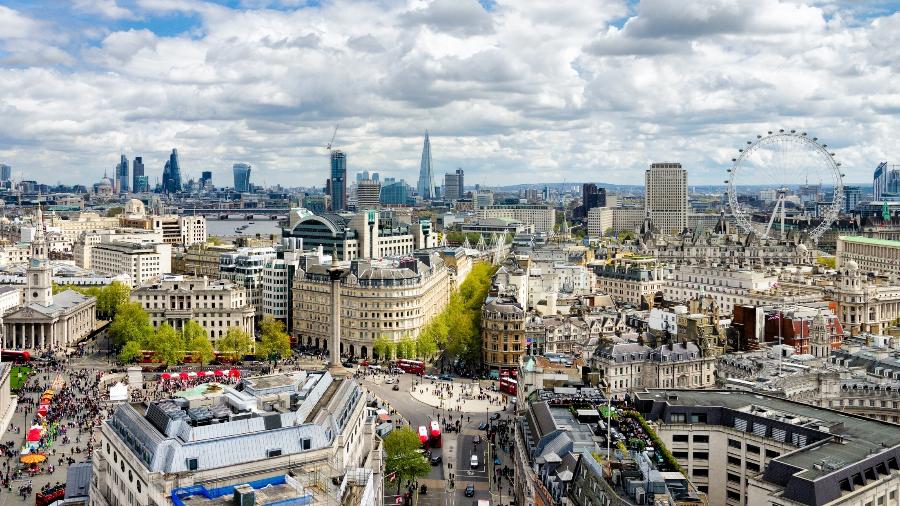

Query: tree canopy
left=184, top=320, right=215, bottom=365
left=109, top=301, right=154, bottom=348
left=218, top=327, right=254, bottom=362
left=151, top=323, right=186, bottom=366
left=373, top=335, right=394, bottom=361
left=383, top=427, right=431, bottom=493
left=257, top=315, right=291, bottom=361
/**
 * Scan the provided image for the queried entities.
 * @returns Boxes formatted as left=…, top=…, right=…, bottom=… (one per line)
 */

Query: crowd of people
left=2, top=361, right=106, bottom=497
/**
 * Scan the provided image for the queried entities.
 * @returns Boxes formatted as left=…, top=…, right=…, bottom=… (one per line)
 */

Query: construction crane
left=324, top=124, right=339, bottom=153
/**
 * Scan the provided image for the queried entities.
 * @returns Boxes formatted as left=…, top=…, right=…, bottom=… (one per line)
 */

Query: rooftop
left=838, top=235, right=900, bottom=248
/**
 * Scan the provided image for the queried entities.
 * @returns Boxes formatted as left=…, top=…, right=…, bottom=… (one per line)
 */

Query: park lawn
left=9, top=365, right=30, bottom=391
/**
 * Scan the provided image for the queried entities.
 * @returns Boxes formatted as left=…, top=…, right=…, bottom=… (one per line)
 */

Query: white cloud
left=0, top=0, right=897, bottom=187
left=72, top=0, right=137, bottom=20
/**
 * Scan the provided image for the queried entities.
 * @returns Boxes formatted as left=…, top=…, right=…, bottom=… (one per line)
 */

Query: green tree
left=109, top=302, right=154, bottom=348
left=415, top=332, right=437, bottom=359
left=105, top=206, right=124, bottom=218
left=118, top=340, right=143, bottom=364
left=373, top=335, right=394, bottom=361
left=218, top=327, right=254, bottom=362
left=98, top=282, right=132, bottom=319
left=396, top=335, right=416, bottom=359
left=257, top=315, right=292, bottom=362
left=184, top=320, right=215, bottom=365
left=383, top=427, right=432, bottom=494
left=151, top=323, right=186, bottom=365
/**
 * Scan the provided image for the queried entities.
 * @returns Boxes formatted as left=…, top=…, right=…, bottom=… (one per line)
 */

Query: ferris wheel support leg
left=764, top=197, right=782, bottom=239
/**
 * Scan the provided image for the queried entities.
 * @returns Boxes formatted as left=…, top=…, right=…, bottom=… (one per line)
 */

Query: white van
left=470, top=454, right=479, bottom=468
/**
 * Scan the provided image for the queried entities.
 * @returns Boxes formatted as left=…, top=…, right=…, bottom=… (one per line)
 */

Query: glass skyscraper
left=330, top=150, right=347, bottom=210
left=417, top=131, right=435, bottom=199
left=116, top=154, right=129, bottom=193
left=233, top=163, right=252, bottom=192
left=132, top=156, right=144, bottom=192
left=0, top=164, right=11, bottom=182
left=162, top=149, right=182, bottom=193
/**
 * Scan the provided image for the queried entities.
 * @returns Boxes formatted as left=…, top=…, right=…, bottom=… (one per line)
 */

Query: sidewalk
left=409, top=381, right=507, bottom=413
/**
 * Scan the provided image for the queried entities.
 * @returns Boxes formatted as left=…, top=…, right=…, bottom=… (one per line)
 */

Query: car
left=342, top=361, right=355, bottom=368
left=464, top=484, right=475, bottom=497
left=390, top=367, right=404, bottom=374
left=478, top=422, right=488, bottom=431
left=490, top=413, right=501, bottom=421
left=423, top=374, right=438, bottom=380
left=470, top=454, right=479, bottom=468
left=392, top=384, right=400, bottom=391
left=384, top=377, right=398, bottom=384
left=438, top=374, right=452, bottom=381
left=360, top=360, right=370, bottom=367
left=430, top=455, right=442, bottom=465
left=473, top=435, right=481, bottom=445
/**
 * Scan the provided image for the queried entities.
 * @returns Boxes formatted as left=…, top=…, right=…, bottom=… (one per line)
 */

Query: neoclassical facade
left=292, top=252, right=450, bottom=358
left=3, top=207, right=96, bottom=350
left=481, top=297, right=526, bottom=373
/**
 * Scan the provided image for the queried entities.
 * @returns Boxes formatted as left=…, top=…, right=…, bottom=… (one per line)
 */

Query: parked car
left=470, top=454, right=479, bottom=468
left=490, top=413, right=501, bottom=421
left=478, top=422, right=488, bottom=431
left=430, top=455, right=442, bottom=465
left=438, top=374, right=453, bottom=381
left=392, top=384, right=400, bottom=391
left=423, top=374, right=438, bottom=380
left=464, top=484, right=475, bottom=497
left=473, top=435, right=481, bottom=445
left=384, top=377, right=398, bottom=384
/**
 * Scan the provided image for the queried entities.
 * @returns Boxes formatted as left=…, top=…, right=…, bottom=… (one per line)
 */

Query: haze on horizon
left=0, top=0, right=897, bottom=188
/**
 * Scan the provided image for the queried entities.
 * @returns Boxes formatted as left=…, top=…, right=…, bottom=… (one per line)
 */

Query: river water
left=206, top=219, right=283, bottom=238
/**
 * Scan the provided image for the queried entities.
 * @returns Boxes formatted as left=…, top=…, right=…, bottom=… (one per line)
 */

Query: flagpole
left=778, top=309, right=782, bottom=375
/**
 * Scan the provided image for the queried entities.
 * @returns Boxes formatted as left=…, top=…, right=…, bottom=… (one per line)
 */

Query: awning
left=179, top=372, right=189, bottom=380
left=161, top=373, right=171, bottom=380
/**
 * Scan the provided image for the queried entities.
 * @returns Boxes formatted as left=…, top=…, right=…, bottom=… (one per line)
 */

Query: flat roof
left=636, top=389, right=900, bottom=480
left=838, top=235, right=900, bottom=248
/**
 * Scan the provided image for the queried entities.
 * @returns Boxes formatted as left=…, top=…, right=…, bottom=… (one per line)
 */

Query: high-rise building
left=356, top=170, right=370, bottom=182
left=874, top=161, right=888, bottom=201
left=843, top=186, right=862, bottom=213
left=645, top=162, right=688, bottom=234
left=162, top=149, right=182, bottom=193
left=200, top=170, right=212, bottom=189
left=581, top=183, right=606, bottom=216
left=132, top=156, right=144, bottom=192
left=356, top=179, right=381, bottom=210
left=444, top=168, right=464, bottom=201
left=417, top=130, right=436, bottom=199
left=116, top=154, right=129, bottom=193
left=134, top=176, right=149, bottom=193
left=0, top=164, right=11, bottom=181
left=381, top=180, right=410, bottom=206
left=330, top=151, right=347, bottom=210
left=233, top=162, right=252, bottom=192
left=371, top=172, right=380, bottom=183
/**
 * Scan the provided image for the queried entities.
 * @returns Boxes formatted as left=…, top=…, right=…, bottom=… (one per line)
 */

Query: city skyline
left=0, top=1, right=898, bottom=186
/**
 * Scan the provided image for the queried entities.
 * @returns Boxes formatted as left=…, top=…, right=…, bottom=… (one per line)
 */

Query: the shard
left=417, top=130, right=435, bottom=200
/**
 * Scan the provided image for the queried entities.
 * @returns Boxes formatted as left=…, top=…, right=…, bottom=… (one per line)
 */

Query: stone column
left=30, top=323, right=35, bottom=350
left=327, top=257, right=346, bottom=373
left=40, top=324, right=45, bottom=349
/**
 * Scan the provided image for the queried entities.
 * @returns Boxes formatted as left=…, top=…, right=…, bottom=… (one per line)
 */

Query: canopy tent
left=20, top=453, right=46, bottom=464
left=109, top=382, right=128, bottom=402
left=27, top=426, right=42, bottom=442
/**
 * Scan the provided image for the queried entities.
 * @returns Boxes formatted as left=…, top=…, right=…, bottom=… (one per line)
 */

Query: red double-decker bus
left=1, top=350, right=31, bottom=363
left=417, top=425, right=429, bottom=447
left=499, top=377, right=517, bottom=396
left=429, top=420, right=442, bottom=448
left=395, top=359, right=425, bottom=375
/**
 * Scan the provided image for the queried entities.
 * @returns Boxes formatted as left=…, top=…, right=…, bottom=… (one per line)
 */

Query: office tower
left=0, top=164, right=11, bottom=181
left=116, top=154, right=129, bottom=193
left=357, top=179, right=381, bottom=209
left=330, top=150, right=347, bottom=210
left=356, top=170, right=370, bottom=182
left=843, top=186, right=862, bottom=213
left=371, top=172, right=379, bottom=183
left=580, top=183, right=607, bottom=217
left=134, top=176, right=149, bottom=193
left=417, top=130, right=435, bottom=199
left=162, top=149, right=182, bottom=193
left=381, top=180, right=410, bottom=206
left=132, top=156, right=144, bottom=192
left=200, top=171, right=212, bottom=189
left=233, top=163, right=252, bottom=192
left=645, top=162, right=688, bottom=234
left=874, top=162, right=888, bottom=201
left=444, top=168, right=464, bottom=201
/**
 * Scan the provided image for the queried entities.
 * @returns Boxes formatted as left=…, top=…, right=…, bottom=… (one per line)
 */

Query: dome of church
left=846, top=259, right=858, bottom=271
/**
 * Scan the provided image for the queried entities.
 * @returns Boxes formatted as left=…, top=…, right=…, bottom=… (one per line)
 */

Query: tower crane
left=325, top=124, right=339, bottom=153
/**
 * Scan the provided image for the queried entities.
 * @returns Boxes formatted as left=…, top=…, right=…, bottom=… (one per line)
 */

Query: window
left=671, top=413, right=686, bottom=423
left=673, top=434, right=689, bottom=443
left=728, top=439, right=741, bottom=449
left=693, top=452, right=709, bottom=460
left=186, top=458, right=199, bottom=471
left=693, top=468, right=708, bottom=477
left=746, top=444, right=760, bottom=454
left=765, top=449, right=780, bottom=459
left=726, top=490, right=741, bottom=501
left=267, top=449, right=282, bottom=458
left=746, top=461, right=760, bottom=473
left=693, top=435, right=709, bottom=443
left=727, top=456, right=741, bottom=466
left=673, top=451, right=689, bottom=459
left=301, top=438, right=312, bottom=450
left=727, top=472, right=741, bottom=483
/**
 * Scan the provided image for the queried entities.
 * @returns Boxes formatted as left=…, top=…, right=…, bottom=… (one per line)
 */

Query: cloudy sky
left=0, top=0, right=898, bottom=188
